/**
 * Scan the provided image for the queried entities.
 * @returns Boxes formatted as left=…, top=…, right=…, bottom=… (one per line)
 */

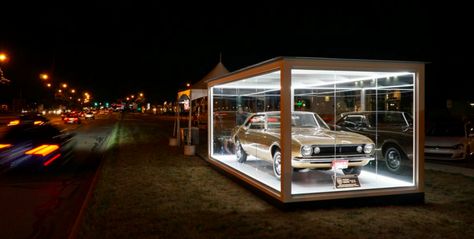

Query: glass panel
left=210, top=71, right=281, bottom=192
left=291, top=69, right=415, bottom=195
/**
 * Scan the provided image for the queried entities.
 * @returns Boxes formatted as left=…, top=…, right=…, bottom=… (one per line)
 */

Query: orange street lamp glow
left=62, top=83, right=68, bottom=88
left=139, top=93, right=144, bottom=97
left=40, top=73, right=49, bottom=80
left=71, top=89, right=76, bottom=93
left=46, top=83, right=52, bottom=87
left=0, top=53, right=8, bottom=62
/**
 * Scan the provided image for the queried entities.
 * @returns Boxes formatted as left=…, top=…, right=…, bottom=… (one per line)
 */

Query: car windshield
left=367, top=112, right=410, bottom=127
left=266, top=112, right=329, bottom=129
left=427, top=123, right=465, bottom=137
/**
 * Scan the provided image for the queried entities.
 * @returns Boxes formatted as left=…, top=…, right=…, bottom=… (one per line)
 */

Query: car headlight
left=364, top=144, right=374, bottom=154
left=356, top=145, right=363, bottom=153
left=314, top=146, right=321, bottom=154
left=301, top=145, right=312, bottom=156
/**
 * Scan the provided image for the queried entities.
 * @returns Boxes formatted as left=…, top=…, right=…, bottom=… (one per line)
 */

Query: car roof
left=0, top=124, right=61, bottom=142
left=341, top=111, right=408, bottom=116
left=253, top=111, right=315, bottom=115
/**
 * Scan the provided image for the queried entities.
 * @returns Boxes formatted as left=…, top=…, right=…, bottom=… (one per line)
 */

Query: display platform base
left=204, top=156, right=424, bottom=209
left=212, top=155, right=413, bottom=194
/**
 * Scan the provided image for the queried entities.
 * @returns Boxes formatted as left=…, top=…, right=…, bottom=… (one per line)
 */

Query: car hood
left=425, top=136, right=465, bottom=147
left=266, top=128, right=373, bottom=145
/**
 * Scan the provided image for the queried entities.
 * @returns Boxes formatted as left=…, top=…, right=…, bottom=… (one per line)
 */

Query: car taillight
left=25, top=144, right=60, bottom=156
left=0, top=144, right=12, bottom=149
left=34, top=120, right=45, bottom=125
left=43, top=153, right=61, bottom=166
left=7, top=120, right=20, bottom=126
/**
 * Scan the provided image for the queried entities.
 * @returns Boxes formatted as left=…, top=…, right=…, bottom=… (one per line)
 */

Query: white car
left=425, top=121, right=474, bottom=160
left=84, top=112, right=95, bottom=120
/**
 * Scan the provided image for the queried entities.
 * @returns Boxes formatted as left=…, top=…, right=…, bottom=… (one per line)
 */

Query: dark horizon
left=1, top=3, right=473, bottom=106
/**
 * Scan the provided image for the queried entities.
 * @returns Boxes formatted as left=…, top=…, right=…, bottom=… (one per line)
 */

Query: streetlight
left=62, top=83, right=68, bottom=89
left=0, top=52, right=10, bottom=84
left=40, top=73, right=49, bottom=80
left=0, top=53, right=7, bottom=62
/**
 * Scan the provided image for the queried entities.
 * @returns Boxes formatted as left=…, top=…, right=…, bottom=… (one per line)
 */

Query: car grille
left=310, top=144, right=366, bottom=156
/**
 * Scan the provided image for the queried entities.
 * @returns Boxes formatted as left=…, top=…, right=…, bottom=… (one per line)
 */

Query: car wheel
left=385, top=146, right=404, bottom=173
left=273, top=149, right=281, bottom=179
left=235, top=140, right=247, bottom=163
left=466, top=146, right=472, bottom=160
left=342, top=167, right=362, bottom=176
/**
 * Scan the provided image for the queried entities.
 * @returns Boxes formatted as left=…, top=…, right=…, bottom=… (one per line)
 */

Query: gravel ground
left=76, top=114, right=474, bottom=239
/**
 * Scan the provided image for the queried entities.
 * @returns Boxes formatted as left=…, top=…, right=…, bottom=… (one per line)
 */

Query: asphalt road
left=0, top=113, right=118, bottom=239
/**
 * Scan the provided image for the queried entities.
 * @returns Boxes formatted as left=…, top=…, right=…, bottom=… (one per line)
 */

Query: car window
left=314, top=113, right=330, bottom=129
left=338, top=115, right=364, bottom=128
left=266, top=116, right=281, bottom=129
left=367, top=112, right=407, bottom=127
left=248, top=115, right=265, bottom=130
left=427, top=123, right=466, bottom=137
left=291, top=113, right=318, bottom=128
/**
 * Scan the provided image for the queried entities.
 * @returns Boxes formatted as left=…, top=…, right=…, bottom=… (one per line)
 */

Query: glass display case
left=207, top=57, right=424, bottom=203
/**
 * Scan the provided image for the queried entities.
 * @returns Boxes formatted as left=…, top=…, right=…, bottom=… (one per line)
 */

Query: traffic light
left=105, top=102, right=109, bottom=108
left=94, top=102, right=98, bottom=107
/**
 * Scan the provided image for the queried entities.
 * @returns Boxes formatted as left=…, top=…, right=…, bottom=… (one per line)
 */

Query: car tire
left=384, top=146, right=404, bottom=173
left=235, top=140, right=247, bottom=163
left=273, top=149, right=281, bottom=179
left=342, top=167, right=361, bottom=176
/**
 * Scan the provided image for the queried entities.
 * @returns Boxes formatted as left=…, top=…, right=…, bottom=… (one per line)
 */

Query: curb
left=67, top=122, right=120, bottom=239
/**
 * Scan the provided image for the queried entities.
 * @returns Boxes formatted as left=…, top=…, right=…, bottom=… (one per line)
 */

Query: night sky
left=1, top=2, right=473, bottom=108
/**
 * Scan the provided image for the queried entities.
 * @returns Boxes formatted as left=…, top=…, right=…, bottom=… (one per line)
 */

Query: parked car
left=0, top=123, right=75, bottom=172
left=425, top=121, right=473, bottom=160
left=335, top=111, right=413, bottom=173
left=232, top=111, right=375, bottom=179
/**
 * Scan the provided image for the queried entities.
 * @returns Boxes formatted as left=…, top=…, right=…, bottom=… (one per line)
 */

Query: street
left=0, top=113, right=118, bottom=239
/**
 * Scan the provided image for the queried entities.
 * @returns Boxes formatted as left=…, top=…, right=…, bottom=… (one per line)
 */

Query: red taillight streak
left=43, top=154, right=61, bottom=166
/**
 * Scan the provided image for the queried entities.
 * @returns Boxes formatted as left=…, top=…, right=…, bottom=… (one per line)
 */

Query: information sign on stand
left=331, top=160, right=361, bottom=189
